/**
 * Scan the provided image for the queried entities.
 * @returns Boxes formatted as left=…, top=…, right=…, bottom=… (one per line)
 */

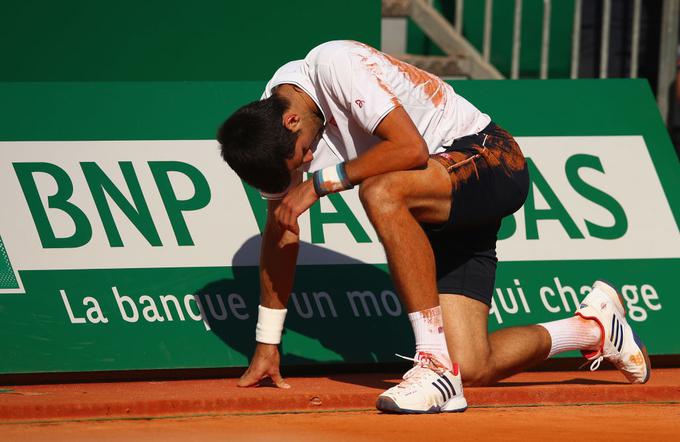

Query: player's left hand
left=275, top=179, right=318, bottom=235
left=238, top=343, right=290, bottom=389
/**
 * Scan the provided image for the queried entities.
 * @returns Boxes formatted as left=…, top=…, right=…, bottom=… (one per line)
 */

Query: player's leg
left=440, top=294, right=601, bottom=386
left=429, top=212, right=568, bottom=385
left=359, top=157, right=454, bottom=364
left=359, top=159, right=457, bottom=360
left=359, top=121, right=520, bottom=365
left=434, top=221, right=602, bottom=386
left=359, top=158, right=451, bottom=313
left=429, top=123, right=604, bottom=385
left=359, top=159, right=467, bottom=413
left=442, top=281, right=650, bottom=386
left=440, top=294, right=542, bottom=386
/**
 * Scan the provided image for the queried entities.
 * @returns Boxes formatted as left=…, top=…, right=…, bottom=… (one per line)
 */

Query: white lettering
left=184, top=294, right=203, bottom=321
left=84, top=296, right=108, bottom=324
left=640, top=284, right=662, bottom=311
left=621, top=285, right=647, bottom=321
left=140, top=295, right=165, bottom=322
left=496, top=288, right=519, bottom=314
left=192, top=294, right=211, bottom=330
left=113, top=286, right=139, bottom=322
left=554, top=277, right=579, bottom=312
left=160, top=294, right=185, bottom=321
left=60, top=289, right=86, bottom=324
left=489, top=297, right=503, bottom=324
left=514, top=279, right=531, bottom=313
left=540, top=286, right=561, bottom=313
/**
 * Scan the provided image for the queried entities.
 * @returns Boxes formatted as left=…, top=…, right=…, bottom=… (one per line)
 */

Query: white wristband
left=255, top=305, right=288, bottom=344
left=312, top=162, right=353, bottom=196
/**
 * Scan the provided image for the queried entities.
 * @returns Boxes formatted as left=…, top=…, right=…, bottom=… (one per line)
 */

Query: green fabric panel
left=0, top=0, right=380, bottom=81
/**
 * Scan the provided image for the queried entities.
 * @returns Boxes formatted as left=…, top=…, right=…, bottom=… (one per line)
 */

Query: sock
left=539, top=316, right=602, bottom=358
left=408, top=306, right=451, bottom=369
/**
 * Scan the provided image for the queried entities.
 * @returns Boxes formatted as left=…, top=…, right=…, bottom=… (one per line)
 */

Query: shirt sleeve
left=315, top=50, right=400, bottom=134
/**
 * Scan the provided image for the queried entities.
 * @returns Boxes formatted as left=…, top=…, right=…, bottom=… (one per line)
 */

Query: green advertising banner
left=0, top=79, right=678, bottom=375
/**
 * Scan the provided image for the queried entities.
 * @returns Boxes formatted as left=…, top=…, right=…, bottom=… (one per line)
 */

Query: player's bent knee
left=358, top=175, right=404, bottom=217
left=458, top=361, right=495, bottom=387
left=461, top=372, right=494, bottom=387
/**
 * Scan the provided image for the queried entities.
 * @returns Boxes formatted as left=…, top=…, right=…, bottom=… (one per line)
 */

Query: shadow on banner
left=193, top=235, right=414, bottom=367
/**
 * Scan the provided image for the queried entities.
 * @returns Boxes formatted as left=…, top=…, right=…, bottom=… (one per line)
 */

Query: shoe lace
left=395, top=352, right=448, bottom=380
left=581, top=356, right=604, bottom=371
left=580, top=347, right=618, bottom=372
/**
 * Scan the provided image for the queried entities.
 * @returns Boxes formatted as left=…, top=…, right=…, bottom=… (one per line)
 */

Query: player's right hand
left=237, top=342, right=291, bottom=389
left=275, top=179, right=318, bottom=235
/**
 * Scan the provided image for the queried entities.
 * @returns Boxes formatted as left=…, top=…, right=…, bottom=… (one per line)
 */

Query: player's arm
left=309, top=48, right=430, bottom=196
left=274, top=106, right=427, bottom=235
left=344, top=105, right=428, bottom=184
left=260, top=198, right=299, bottom=309
left=238, top=198, right=298, bottom=389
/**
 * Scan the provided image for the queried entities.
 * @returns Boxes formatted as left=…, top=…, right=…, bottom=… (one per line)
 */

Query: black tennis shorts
left=422, top=122, right=529, bottom=306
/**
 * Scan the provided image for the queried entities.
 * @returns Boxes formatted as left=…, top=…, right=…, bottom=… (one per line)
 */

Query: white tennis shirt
left=260, top=40, right=490, bottom=198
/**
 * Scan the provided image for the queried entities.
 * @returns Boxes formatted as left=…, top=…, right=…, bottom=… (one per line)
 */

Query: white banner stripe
left=0, top=136, right=677, bottom=275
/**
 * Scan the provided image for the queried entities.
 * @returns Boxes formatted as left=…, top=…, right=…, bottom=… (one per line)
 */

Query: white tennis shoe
left=576, top=280, right=651, bottom=383
left=376, top=352, right=467, bottom=414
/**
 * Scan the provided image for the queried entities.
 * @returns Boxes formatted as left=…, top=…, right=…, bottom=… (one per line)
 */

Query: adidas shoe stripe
left=610, top=316, right=625, bottom=352
left=437, top=378, right=452, bottom=398
left=441, top=375, right=457, bottom=397
left=432, top=381, right=448, bottom=401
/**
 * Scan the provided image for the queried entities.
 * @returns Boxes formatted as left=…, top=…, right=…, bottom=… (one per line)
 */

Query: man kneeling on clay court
left=218, top=40, right=650, bottom=414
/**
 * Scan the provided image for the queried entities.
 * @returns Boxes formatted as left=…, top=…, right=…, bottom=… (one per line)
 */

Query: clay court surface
left=2, top=368, right=679, bottom=441
left=3, top=404, right=680, bottom=442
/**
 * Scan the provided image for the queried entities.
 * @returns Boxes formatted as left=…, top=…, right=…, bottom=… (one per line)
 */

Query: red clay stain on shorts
left=485, top=126, right=526, bottom=173
left=432, top=150, right=484, bottom=191
left=432, top=130, right=526, bottom=190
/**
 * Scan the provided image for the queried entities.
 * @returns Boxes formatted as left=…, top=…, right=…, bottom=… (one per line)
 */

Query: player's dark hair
left=218, top=94, right=298, bottom=194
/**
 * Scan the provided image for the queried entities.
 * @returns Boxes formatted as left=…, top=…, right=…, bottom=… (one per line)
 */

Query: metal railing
left=446, top=0, right=680, bottom=121
left=384, top=0, right=679, bottom=120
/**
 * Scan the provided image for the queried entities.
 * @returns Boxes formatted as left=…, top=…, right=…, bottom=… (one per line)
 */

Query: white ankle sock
left=539, top=316, right=602, bottom=358
left=408, top=306, right=451, bottom=368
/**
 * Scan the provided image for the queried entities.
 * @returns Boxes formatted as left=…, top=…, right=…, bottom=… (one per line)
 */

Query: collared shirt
left=260, top=40, right=490, bottom=199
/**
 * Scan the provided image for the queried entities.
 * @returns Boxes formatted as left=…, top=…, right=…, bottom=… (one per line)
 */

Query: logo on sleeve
left=354, top=99, right=365, bottom=108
